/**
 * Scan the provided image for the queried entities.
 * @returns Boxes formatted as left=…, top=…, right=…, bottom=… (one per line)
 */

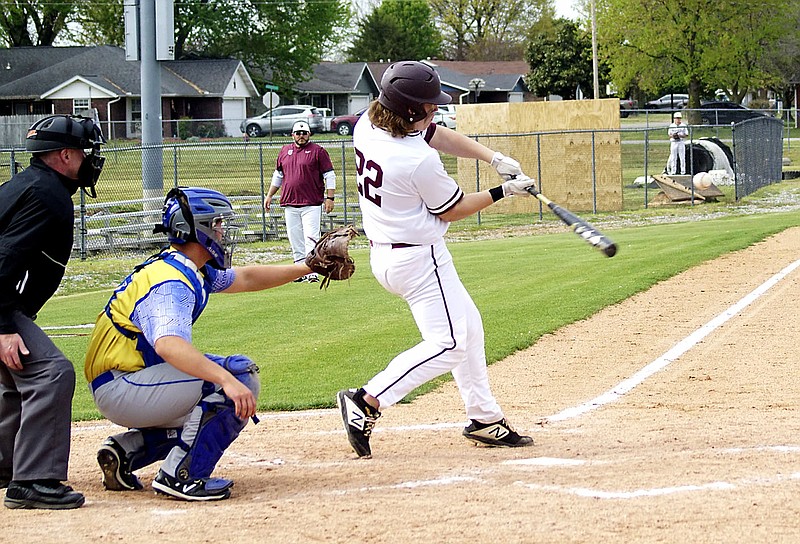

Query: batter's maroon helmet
left=378, top=61, right=452, bottom=123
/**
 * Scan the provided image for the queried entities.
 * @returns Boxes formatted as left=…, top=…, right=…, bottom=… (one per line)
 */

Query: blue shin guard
left=172, top=354, right=260, bottom=480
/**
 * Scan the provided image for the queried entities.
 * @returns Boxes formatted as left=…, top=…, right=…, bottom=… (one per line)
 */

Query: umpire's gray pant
left=0, top=312, right=75, bottom=481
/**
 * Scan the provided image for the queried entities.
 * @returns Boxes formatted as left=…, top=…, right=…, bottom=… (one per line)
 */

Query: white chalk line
left=547, top=257, right=800, bottom=423
left=515, top=471, right=800, bottom=500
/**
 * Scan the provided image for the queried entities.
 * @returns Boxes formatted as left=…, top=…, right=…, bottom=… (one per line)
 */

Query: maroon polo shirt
left=275, top=142, right=334, bottom=206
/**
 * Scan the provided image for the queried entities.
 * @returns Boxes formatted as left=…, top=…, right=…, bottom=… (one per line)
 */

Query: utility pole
left=125, top=0, right=174, bottom=209
left=591, top=0, right=599, bottom=99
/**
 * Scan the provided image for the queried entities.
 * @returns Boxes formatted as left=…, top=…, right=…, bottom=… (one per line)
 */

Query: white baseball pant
left=284, top=205, right=322, bottom=263
left=365, top=239, right=504, bottom=423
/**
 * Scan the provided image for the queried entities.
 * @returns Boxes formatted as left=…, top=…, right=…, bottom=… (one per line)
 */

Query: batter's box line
left=513, top=471, right=800, bottom=500
left=545, top=258, right=800, bottom=423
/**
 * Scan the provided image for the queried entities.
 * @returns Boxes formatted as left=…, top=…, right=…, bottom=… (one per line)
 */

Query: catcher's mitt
left=305, top=225, right=358, bottom=289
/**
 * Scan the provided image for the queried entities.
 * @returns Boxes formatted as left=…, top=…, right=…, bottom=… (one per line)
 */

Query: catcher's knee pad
left=174, top=359, right=259, bottom=481
left=205, top=353, right=261, bottom=398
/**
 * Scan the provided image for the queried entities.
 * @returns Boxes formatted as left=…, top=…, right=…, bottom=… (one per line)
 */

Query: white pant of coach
left=365, top=239, right=505, bottom=423
left=284, top=205, right=322, bottom=264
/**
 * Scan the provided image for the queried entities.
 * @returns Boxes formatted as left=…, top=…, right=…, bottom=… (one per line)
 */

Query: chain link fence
left=0, top=118, right=785, bottom=260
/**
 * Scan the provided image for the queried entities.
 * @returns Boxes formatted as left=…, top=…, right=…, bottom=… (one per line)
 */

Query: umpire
left=0, top=115, right=106, bottom=509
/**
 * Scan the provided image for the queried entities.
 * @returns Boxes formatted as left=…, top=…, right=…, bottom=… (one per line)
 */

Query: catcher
left=84, top=187, right=355, bottom=501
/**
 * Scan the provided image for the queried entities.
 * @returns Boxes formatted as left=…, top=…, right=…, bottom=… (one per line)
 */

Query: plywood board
left=454, top=99, right=622, bottom=214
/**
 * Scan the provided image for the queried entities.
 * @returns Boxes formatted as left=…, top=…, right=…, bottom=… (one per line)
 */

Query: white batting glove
left=501, top=175, right=536, bottom=197
left=490, top=151, right=523, bottom=181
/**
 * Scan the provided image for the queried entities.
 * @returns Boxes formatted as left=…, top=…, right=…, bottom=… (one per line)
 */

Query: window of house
left=130, top=98, right=142, bottom=136
left=73, top=98, right=91, bottom=116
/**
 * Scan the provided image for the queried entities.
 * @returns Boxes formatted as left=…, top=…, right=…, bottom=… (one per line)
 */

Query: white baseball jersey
left=668, top=122, right=688, bottom=142
left=353, top=119, right=463, bottom=245
left=350, top=113, right=505, bottom=422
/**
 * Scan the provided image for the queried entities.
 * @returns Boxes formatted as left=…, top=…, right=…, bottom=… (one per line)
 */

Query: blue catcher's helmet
left=156, top=187, right=239, bottom=269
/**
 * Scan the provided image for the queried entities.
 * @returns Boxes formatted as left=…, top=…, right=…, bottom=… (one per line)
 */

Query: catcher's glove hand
left=305, top=225, right=358, bottom=289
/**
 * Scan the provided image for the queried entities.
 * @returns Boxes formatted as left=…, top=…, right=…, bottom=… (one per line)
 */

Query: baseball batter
left=336, top=61, right=536, bottom=458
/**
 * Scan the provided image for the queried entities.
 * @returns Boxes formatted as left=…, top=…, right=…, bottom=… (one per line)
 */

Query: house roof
left=367, top=60, right=529, bottom=94
left=424, top=60, right=529, bottom=93
left=0, top=45, right=258, bottom=100
left=295, top=62, right=378, bottom=95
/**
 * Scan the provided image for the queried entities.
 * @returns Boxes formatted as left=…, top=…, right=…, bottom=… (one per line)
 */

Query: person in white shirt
left=336, top=60, right=536, bottom=458
left=667, top=112, right=689, bottom=175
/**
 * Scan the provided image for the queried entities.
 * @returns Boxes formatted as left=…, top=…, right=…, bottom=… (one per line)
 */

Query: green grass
left=39, top=209, right=800, bottom=420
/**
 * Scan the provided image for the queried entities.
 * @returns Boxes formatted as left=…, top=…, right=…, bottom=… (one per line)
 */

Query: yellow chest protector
left=84, top=250, right=209, bottom=382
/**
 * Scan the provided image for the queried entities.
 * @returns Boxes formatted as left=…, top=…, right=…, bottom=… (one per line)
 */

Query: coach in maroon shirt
left=265, top=120, right=336, bottom=283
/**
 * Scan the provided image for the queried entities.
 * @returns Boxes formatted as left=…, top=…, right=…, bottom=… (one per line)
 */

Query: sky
left=553, top=0, right=581, bottom=20
left=353, top=1, right=581, bottom=21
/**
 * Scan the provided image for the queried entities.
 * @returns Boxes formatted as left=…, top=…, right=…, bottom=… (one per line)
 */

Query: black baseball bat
left=525, top=185, right=618, bottom=257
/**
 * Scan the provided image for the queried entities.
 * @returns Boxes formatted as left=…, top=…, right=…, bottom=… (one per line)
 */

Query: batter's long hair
left=368, top=100, right=416, bottom=137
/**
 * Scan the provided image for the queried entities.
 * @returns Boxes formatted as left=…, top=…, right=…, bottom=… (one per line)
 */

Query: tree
left=758, top=4, right=800, bottom=112
left=525, top=18, right=597, bottom=99
left=65, top=0, right=350, bottom=97
left=346, top=0, right=442, bottom=62
left=597, top=0, right=788, bottom=120
left=0, top=0, right=76, bottom=47
left=429, top=0, right=554, bottom=61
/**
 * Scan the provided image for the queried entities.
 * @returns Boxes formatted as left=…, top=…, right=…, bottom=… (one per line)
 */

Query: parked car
left=692, top=101, right=767, bottom=125
left=644, top=93, right=689, bottom=110
left=619, top=98, right=638, bottom=118
left=317, top=107, right=333, bottom=132
left=240, top=105, right=324, bottom=137
left=433, top=104, right=456, bottom=129
left=330, top=107, right=367, bottom=136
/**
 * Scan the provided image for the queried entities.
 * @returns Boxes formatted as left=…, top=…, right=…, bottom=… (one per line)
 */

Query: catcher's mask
left=26, top=114, right=106, bottom=198
left=154, top=187, right=239, bottom=269
left=378, top=61, right=452, bottom=123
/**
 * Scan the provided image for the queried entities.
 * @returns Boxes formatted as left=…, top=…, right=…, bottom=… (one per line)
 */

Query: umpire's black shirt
left=0, top=157, right=78, bottom=334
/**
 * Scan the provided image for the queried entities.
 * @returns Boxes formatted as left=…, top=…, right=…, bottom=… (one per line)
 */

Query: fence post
left=688, top=125, right=696, bottom=206
left=259, top=142, right=267, bottom=241
left=731, top=123, right=739, bottom=201
left=474, top=135, right=481, bottom=226
left=536, top=133, right=543, bottom=221
left=172, top=146, right=178, bottom=187
left=591, top=131, right=597, bottom=213
left=79, top=190, right=87, bottom=261
left=643, top=129, right=649, bottom=209
left=341, top=140, right=349, bottom=225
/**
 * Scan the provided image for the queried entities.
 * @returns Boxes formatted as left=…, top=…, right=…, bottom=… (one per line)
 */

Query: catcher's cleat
left=307, top=274, right=320, bottom=283
left=337, top=388, right=381, bottom=458
left=97, top=437, right=143, bottom=491
left=152, top=470, right=233, bottom=501
left=4, top=480, right=85, bottom=510
left=462, top=419, right=534, bottom=448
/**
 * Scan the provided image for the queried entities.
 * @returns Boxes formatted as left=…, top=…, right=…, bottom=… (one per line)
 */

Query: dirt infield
left=4, top=227, right=800, bottom=543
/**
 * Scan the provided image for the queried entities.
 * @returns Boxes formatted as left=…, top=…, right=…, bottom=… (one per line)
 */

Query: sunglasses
left=293, top=130, right=310, bottom=135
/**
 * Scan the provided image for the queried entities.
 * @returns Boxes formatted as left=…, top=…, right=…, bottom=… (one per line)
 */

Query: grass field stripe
left=547, top=257, right=800, bottom=423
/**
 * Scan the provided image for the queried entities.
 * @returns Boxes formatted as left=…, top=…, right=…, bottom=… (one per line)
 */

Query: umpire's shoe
left=152, top=470, right=233, bottom=501
left=97, top=437, right=143, bottom=491
left=0, top=467, right=11, bottom=489
left=337, top=388, right=381, bottom=458
left=4, top=480, right=85, bottom=510
left=462, top=419, right=534, bottom=448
